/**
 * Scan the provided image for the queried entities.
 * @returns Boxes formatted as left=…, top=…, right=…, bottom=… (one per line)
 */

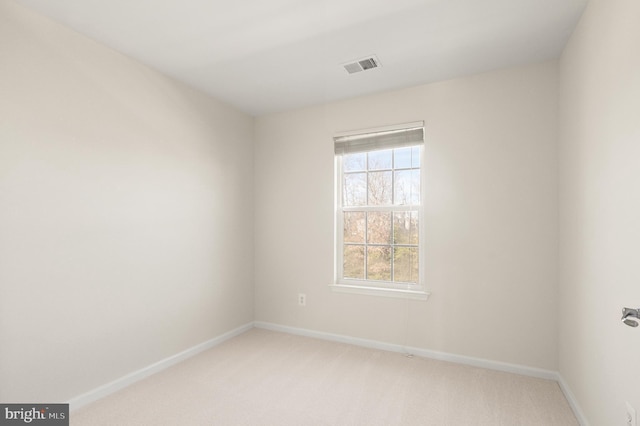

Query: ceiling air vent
left=342, top=55, right=381, bottom=74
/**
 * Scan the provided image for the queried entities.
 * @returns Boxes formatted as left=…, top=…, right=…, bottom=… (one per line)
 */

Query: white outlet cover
left=627, top=401, right=637, bottom=426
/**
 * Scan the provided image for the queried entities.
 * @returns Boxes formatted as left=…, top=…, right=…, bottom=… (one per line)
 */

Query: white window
left=333, top=122, right=427, bottom=299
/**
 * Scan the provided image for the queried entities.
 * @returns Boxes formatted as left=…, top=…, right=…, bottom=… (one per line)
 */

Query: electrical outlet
left=627, top=401, right=637, bottom=426
left=298, top=293, right=306, bottom=307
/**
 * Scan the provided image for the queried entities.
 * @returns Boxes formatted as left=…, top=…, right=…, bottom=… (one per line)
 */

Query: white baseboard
left=68, top=322, right=254, bottom=411
left=557, top=374, right=590, bottom=426
left=254, top=321, right=558, bottom=380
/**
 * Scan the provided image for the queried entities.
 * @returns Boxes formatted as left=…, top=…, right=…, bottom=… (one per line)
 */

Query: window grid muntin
left=341, top=147, right=420, bottom=285
left=343, top=149, right=420, bottom=208
left=343, top=211, right=419, bottom=284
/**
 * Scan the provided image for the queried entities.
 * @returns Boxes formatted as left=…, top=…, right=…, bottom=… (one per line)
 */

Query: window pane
left=394, top=170, right=420, bottom=205
left=344, top=173, right=366, bottom=206
left=394, top=147, right=412, bottom=169
left=393, top=211, right=418, bottom=245
left=368, top=149, right=392, bottom=170
left=410, top=169, right=420, bottom=204
left=367, top=212, right=391, bottom=244
left=394, top=170, right=411, bottom=205
left=344, top=153, right=366, bottom=172
left=368, top=171, right=392, bottom=205
left=412, top=146, right=421, bottom=168
left=344, top=245, right=365, bottom=279
left=344, top=212, right=365, bottom=243
left=393, top=247, right=419, bottom=283
left=367, top=246, right=391, bottom=281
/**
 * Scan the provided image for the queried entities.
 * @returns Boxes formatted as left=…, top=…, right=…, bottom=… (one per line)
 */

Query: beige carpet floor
left=71, top=328, right=578, bottom=425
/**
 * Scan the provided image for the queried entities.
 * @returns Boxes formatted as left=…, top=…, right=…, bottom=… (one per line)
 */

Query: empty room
left=1, top=0, right=639, bottom=424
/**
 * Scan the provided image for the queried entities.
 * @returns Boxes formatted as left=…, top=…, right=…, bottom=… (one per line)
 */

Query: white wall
left=0, top=0, right=254, bottom=402
left=558, top=0, right=640, bottom=424
left=254, top=62, right=559, bottom=370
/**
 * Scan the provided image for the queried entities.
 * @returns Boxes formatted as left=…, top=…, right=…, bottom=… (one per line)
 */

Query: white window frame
left=332, top=122, right=429, bottom=300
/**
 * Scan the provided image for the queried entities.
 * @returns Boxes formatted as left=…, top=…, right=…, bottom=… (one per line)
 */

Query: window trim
left=333, top=122, right=428, bottom=299
left=329, top=283, right=430, bottom=300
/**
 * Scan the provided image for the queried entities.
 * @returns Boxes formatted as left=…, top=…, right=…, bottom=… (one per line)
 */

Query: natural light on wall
left=332, top=121, right=429, bottom=300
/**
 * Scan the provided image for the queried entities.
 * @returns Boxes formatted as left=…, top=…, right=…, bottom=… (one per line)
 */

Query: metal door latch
left=622, top=307, right=640, bottom=327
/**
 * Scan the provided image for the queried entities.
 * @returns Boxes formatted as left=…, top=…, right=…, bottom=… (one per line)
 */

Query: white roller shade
left=334, top=123, right=424, bottom=155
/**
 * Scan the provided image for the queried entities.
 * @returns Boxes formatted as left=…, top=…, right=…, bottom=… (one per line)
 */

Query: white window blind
left=334, top=124, right=424, bottom=155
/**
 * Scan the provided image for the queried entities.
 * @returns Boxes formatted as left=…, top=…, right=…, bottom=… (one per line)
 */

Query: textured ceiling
left=15, top=0, right=588, bottom=116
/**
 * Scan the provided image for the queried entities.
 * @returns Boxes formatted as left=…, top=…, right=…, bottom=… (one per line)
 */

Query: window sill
left=330, top=284, right=430, bottom=300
